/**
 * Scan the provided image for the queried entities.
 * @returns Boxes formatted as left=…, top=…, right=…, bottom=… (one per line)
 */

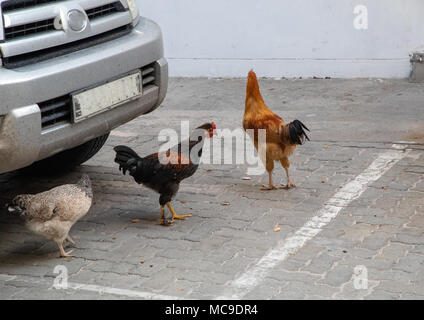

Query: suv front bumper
left=0, top=17, right=168, bottom=174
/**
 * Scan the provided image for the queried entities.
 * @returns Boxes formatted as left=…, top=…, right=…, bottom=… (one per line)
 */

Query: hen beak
left=6, top=205, right=22, bottom=213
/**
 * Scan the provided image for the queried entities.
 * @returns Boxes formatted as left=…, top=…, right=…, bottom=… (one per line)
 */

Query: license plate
left=72, top=71, right=142, bottom=123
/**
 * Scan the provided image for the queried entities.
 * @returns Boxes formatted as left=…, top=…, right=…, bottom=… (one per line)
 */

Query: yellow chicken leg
left=159, top=205, right=173, bottom=226
left=166, top=202, right=192, bottom=221
left=160, top=205, right=165, bottom=224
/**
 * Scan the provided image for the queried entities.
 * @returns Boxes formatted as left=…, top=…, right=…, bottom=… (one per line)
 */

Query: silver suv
left=0, top=0, right=168, bottom=173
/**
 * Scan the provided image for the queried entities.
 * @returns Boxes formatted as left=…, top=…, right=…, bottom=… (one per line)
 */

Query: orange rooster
left=243, top=70, right=310, bottom=190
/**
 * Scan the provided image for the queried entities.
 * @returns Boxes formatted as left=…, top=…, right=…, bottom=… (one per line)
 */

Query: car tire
left=28, top=133, right=110, bottom=173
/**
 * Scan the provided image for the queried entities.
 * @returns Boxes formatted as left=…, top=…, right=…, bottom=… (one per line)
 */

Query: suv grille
left=4, top=19, right=55, bottom=40
left=2, top=24, right=132, bottom=69
left=39, top=63, right=158, bottom=130
left=0, top=0, right=132, bottom=68
left=86, top=2, right=120, bottom=20
left=2, top=1, right=124, bottom=41
left=1, top=0, right=61, bottom=11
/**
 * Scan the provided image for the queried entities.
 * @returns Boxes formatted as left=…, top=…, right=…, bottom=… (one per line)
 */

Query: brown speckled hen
left=7, top=174, right=93, bottom=257
left=114, top=122, right=216, bottom=225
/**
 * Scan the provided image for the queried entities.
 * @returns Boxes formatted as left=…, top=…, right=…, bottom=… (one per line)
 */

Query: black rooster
left=114, top=122, right=216, bottom=225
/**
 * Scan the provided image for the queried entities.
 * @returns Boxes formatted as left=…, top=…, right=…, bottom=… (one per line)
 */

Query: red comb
left=211, top=122, right=216, bottom=129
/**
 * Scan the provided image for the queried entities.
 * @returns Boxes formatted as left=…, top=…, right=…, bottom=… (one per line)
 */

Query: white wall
left=138, top=0, right=424, bottom=78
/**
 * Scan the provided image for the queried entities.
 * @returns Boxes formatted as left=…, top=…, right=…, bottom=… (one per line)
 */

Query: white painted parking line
left=110, top=130, right=138, bottom=138
left=0, top=274, right=17, bottom=281
left=0, top=274, right=182, bottom=300
left=68, top=282, right=182, bottom=300
left=218, top=144, right=409, bottom=300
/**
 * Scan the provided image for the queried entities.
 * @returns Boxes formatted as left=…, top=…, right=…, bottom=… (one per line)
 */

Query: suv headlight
left=125, top=0, right=139, bottom=20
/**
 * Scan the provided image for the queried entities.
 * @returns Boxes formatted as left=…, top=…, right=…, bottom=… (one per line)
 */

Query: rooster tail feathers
left=246, top=69, right=264, bottom=103
left=114, top=145, right=140, bottom=159
left=113, top=145, right=141, bottom=175
left=287, top=120, right=310, bottom=145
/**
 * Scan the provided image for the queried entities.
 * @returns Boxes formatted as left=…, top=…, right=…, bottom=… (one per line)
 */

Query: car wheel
left=28, top=133, right=110, bottom=173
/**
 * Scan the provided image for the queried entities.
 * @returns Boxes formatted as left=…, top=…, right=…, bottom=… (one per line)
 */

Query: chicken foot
left=261, top=171, right=285, bottom=190
left=282, top=168, right=296, bottom=189
left=160, top=205, right=173, bottom=226
left=166, top=202, right=192, bottom=221
left=57, top=241, right=74, bottom=258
